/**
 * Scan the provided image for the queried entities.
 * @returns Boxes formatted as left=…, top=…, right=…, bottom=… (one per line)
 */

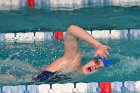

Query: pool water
left=0, top=37, right=140, bottom=86
left=0, top=6, right=140, bottom=93
left=0, top=6, right=140, bottom=33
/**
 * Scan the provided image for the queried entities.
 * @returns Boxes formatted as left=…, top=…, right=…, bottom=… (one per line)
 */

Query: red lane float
left=100, top=82, right=112, bottom=93
left=54, top=32, right=63, bottom=40
left=27, top=0, right=35, bottom=7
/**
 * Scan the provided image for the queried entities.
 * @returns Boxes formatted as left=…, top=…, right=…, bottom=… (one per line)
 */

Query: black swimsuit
left=33, top=70, right=71, bottom=82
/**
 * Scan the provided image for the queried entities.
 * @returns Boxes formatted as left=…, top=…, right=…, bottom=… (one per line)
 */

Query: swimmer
left=33, top=25, right=111, bottom=82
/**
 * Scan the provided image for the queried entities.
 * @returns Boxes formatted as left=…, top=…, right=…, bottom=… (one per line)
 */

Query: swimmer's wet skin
left=81, top=57, right=112, bottom=74
left=33, top=57, right=112, bottom=82
left=33, top=25, right=110, bottom=82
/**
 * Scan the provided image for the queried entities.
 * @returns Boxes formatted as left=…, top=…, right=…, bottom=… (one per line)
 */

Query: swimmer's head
left=82, top=57, right=112, bottom=74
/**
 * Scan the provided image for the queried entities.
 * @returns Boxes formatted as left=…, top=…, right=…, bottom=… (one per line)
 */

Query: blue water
left=0, top=6, right=140, bottom=32
left=0, top=37, right=140, bottom=86
left=0, top=6, right=140, bottom=93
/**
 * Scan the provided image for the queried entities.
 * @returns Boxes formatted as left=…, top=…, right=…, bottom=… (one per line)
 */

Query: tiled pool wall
left=0, top=0, right=140, bottom=11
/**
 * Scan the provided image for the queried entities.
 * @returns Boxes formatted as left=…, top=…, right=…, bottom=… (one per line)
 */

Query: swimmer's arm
left=64, top=25, right=81, bottom=58
left=67, top=25, right=102, bottom=49
left=65, top=25, right=110, bottom=58
left=64, top=25, right=101, bottom=58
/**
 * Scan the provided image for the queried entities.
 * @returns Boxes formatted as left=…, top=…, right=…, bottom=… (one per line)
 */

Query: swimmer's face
left=82, top=58, right=104, bottom=74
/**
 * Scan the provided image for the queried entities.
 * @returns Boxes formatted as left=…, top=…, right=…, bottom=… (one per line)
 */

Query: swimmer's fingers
left=94, top=50, right=108, bottom=58
left=94, top=52, right=98, bottom=57
left=102, top=49, right=110, bottom=58
left=94, top=51, right=105, bottom=58
left=101, top=53, right=106, bottom=58
left=100, top=52, right=106, bottom=58
left=104, top=50, right=109, bottom=56
left=94, top=51, right=101, bottom=57
left=106, top=46, right=110, bottom=50
left=103, top=48, right=110, bottom=58
left=101, top=46, right=110, bottom=58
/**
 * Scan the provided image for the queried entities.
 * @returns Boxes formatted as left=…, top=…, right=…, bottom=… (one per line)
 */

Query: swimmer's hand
left=94, top=45, right=110, bottom=58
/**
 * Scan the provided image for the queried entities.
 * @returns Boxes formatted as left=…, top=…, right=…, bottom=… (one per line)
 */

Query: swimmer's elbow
left=67, top=25, right=78, bottom=33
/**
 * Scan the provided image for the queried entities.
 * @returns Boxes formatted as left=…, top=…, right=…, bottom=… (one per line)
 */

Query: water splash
left=105, top=54, right=140, bottom=77
left=0, top=58, right=41, bottom=85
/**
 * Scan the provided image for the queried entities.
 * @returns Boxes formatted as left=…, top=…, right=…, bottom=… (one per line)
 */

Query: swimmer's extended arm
left=64, top=25, right=110, bottom=58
